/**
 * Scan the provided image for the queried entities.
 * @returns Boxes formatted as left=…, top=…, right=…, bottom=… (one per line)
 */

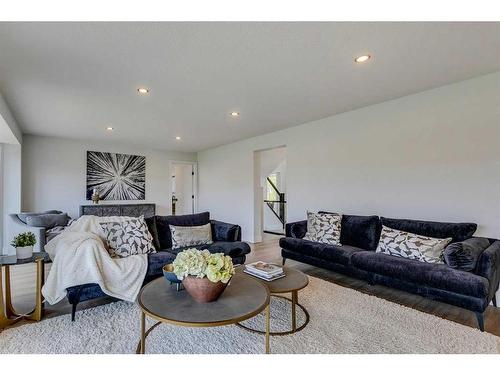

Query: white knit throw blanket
left=42, top=215, right=148, bottom=305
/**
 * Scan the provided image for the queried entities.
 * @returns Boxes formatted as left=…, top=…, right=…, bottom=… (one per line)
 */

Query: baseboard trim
left=263, top=230, right=284, bottom=236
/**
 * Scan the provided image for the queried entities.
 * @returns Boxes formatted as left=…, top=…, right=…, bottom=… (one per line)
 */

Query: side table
left=0, top=252, right=50, bottom=330
left=236, top=266, right=309, bottom=335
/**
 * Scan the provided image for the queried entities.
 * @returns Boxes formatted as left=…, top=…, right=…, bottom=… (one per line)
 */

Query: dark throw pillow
left=144, top=216, right=161, bottom=251
left=339, top=214, right=381, bottom=251
left=443, top=237, right=491, bottom=272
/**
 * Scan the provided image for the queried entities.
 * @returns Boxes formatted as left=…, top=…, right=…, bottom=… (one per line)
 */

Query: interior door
left=172, top=163, right=194, bottom=215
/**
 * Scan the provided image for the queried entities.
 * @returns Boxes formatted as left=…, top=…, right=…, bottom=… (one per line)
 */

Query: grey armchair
left=8, top=211, right=71, bottom=253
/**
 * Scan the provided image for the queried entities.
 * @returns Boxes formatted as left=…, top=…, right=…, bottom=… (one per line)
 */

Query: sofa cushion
left=304, top=211, right=342, bottom=245
left=155, top=212, right=210, bottom=249
left=380, top=217, right=477, bottom=243
left=170, top=223, right=213, bottom=249
left=339, top=214, right=381, bottom=251
left=144, top=216, right=160, bottom=251
left=165, top=241, right=251, bottom=258
left=205, top=241, right=251, bottom=258
left=443, top=237, right=491, bottom=272
left=351, top=251, right=489, bottom=298
left=376, top=225, right=451, bottom=264
left=280, top=237, right=365, bottom=266
left=26, top=213, right=71, bottom=229
left=100, top=216, right=156, bottom=258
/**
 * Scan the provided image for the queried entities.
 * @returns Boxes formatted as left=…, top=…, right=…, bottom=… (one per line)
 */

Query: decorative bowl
left=163, top=264, right=181, bottom=284
left=182, top=276, right=229, bottom=303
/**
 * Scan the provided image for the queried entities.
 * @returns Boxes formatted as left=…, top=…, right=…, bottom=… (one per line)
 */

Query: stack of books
left=244, top=261, right=286, bottom=281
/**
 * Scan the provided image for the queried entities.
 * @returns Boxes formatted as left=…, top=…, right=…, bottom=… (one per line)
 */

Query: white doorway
left=253, top=146, right=287, bottom=241
left=170, top=161, right=197, bottom=215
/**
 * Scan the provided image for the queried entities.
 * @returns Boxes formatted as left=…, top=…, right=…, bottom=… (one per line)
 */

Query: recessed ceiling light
left=137, top=87, right=149, bottom=94
left=354, top=54, right=371, bottom=63
left=106, top=126, right=114, bottom=131
left=175, top=136, right=181, bottom=140
left=230, top=112, right=240, bottom=117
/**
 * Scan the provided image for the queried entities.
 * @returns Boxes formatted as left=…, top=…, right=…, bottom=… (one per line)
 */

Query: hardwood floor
left=2, top=232, right=500, bottom=337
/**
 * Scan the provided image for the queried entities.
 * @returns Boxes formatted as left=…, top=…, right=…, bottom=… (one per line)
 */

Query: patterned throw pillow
left=303, top=211, right=342, bottom=246
left=100, top=216, right=156, bottom=258
left=170, top=223, right=213, bottom=250
left=376, top=225, right=452, bottom=263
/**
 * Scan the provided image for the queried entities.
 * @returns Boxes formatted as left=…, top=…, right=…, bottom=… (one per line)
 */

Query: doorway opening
left=253, top=146, right=287, bottom=242
left=170, top=161, right=197, bottom=215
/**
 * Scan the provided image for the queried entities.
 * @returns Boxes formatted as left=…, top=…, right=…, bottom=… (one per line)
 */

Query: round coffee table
left=236, top=266, right=309, bottom=336
left=137, top=272, right=271, bottom=354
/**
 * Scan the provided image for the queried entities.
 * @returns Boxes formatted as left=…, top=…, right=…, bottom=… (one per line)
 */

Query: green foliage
left=11, top=232, right=36, bottom=247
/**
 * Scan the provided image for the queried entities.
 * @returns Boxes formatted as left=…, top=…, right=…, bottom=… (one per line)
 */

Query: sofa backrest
left=380, top=217, right=477, bottom=243
left=17, top=210, right=62, bottom=224
left=154, top=211, right=210, bottom=250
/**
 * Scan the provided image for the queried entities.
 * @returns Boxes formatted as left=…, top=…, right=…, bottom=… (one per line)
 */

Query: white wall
left=0, top=91, right=22, bottom=254
left=198, top=72, right=500, bottom=243
left=22, top=135, right=197, bottom=219
left=2, top=144, right=22, bottom=253
left=0, top=92, right=22, bottom=144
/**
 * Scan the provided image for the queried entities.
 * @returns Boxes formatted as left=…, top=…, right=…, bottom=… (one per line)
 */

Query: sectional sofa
left=67, top=211, right=250, bottom=320
left=280, top=213, right=500, bottom=331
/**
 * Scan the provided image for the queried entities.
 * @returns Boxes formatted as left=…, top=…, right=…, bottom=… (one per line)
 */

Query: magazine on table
left=245, top=261, right=283, bottom=277
left=244, top=269, right=286, bottom=281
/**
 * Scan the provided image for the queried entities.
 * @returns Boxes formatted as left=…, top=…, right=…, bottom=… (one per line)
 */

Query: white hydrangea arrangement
left=173, top=248, right=235, bottom=283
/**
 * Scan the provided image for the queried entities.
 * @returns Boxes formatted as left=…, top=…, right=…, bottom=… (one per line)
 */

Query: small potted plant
left=173, top=248, right=235, bottom=303
left=11, top=232, right=36, bottom=259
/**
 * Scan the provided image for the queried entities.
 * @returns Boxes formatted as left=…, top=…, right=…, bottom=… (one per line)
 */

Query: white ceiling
left=0, top=22, right=499, bottom=152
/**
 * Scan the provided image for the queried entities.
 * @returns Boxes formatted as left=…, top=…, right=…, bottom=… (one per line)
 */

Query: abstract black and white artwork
left=86, top=151, right=146, bottom=200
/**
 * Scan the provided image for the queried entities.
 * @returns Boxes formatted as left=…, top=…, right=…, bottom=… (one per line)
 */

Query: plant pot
left=16, top=245, right=33, bottom=260
left=182, top=276, right=229, bottom=303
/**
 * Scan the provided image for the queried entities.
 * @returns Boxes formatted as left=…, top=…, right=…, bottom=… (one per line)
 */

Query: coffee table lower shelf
left=236, top=293, right=310, bottom=336
left=137, top=305, right=271, bottom=354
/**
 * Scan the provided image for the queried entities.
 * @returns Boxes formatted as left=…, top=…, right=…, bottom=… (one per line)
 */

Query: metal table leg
left=0, top=266, right=17, bottom=329
left=291, top=290, right=297, bottom=332
left=26, top=258, right=45, bottom=321
left=140, top=311, right=146, bottom=354
left=265, top=303, right=270, bottom=354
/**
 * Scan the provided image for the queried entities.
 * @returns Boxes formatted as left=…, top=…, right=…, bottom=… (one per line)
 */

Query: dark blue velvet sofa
left=281, top=214, right=500, bottom=331
left=66, top=211, right=250, bottom=320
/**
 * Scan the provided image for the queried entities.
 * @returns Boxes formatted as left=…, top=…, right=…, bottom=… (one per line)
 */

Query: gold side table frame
left=237, top=292, right=310, bottom=336
left=0, top=257, right=45, bottom=330
left=136, top=303, right=271, bottom=354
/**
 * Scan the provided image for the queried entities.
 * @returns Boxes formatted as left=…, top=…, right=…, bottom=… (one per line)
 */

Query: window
left=266, top=172, right=280, bottom=201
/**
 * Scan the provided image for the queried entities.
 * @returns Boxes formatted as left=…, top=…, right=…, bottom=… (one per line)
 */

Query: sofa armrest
left=477, top=240, right=500, bottom=302
left=206, top=241, right=251, bottom=258
left=210, top=220, right=241, bottom=242
left=8, top=214, right=47, bottom=253
left=285, top=220, right=307, bottom=239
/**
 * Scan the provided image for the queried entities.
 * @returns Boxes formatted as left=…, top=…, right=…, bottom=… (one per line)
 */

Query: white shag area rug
left=1, top=276, right=499, bottom=354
